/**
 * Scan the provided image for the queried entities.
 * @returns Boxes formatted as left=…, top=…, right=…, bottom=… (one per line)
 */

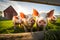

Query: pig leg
left=14, top=22, right=18, bottom=30
left=36, top=23, right=40, bottom=31
left=22, top=24, right=28, bottom=32
left=31, top=27, right=33, bottom=32
left=36, top=24, right=44, bottom=31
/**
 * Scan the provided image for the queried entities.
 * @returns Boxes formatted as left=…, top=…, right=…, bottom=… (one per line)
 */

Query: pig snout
left=38, top=20, right=46, bottom=26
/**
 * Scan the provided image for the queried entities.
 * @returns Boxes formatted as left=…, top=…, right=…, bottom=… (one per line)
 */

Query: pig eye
left=31, top=19, right=35, bottom=22
left=44, top=21, right=46, bottom=24
left=15, top=17, right=18, bottom=19
left=31, top=20, right=33, bottom=22
left=39, top=21, right=41, bottom=23
left=31, top=20, right=32, bottom=22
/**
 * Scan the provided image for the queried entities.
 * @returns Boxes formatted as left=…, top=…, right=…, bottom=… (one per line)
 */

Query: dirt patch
left=0, top=31, right=44, bottom=40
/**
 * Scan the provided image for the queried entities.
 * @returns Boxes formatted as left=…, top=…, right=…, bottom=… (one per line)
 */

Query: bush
left=44, top=30, right=60, bottom=40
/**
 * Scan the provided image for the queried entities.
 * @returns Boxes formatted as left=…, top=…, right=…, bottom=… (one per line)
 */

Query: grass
left=45, top=30, right=60, bottom=40
left=0, top=19, right=26, bottom=33
left=0, top=17, right=60, bottom=40
left=46, top=17, right=60, bottom=30
left=0, top=20, right=14, bottom=33
left=0, top=20, right=13, bottom=29
left=0, top=17, right=60, bottom=34
left=45, top=17, right=60, bottom=40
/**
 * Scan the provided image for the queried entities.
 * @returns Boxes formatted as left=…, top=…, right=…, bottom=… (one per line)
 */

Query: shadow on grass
left=0, top=16, right=11, bottom=21
left=0, top=26, right=25, bottom=34
left=52, top=22, right=60, bottom=26
left=0, top=19, right=11, bottom=21
left=0, top=26, right=40, bottom=34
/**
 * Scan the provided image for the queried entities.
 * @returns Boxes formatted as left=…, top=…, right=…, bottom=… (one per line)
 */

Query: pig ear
left=13, top=16, right=18, bottom=19
left=47, top=10, right=54, bottom=17
left=20, top=12, right=26, bottom=19
left=32, top=9, right=39, bottom=17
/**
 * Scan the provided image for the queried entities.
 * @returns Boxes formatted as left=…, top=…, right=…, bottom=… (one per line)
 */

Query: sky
left=0, top=0, right=60, bottom=15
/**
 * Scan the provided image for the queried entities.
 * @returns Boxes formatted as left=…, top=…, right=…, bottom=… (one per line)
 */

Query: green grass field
left=0, top=17, right=60, bottom=40
left=46, top=17, right=60, bottom=30
left=0, top=17, right=60, bottom=34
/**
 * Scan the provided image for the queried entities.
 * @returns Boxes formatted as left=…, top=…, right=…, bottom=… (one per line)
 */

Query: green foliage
left=0, top=20, right=27, bottom=33
left=0, top=20, right=14, bottom=33
left=45, top=30, right=60, bottom=40
left=0, top=17, right=60, bottom=34
left=0, top=17, right=60, bottom=40
left=46, top=18, right=60, bottom=30
left=45, top=18, right=60, bottom=40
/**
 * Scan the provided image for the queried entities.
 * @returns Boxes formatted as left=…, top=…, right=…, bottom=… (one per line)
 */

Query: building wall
left=3, top=6, right=17, bottom=20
